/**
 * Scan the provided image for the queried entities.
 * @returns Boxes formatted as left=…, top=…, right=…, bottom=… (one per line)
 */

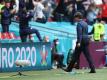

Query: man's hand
left=77, top=43, right=80, bottom=47
left=0, top=10, right=4, bottom=13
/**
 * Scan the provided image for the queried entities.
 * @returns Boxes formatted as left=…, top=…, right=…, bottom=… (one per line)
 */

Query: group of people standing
left=53, top=0, right=107, bottom=25
left=1, top=0, right=106, bottom=74
left=0, top=0, right=43, bottom=42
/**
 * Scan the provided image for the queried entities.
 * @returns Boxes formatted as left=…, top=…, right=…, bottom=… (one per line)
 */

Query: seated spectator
left=26, top=0, right=34, bottom=10
left=51, top=38, right=65, bottom=68
left=42, top=0, right=52, bottom=22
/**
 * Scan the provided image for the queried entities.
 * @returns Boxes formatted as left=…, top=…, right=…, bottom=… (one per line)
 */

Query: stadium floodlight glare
left=14, top=60, right=31, bottom=76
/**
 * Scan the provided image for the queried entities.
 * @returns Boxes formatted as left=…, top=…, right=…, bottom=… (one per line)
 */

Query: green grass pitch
left=0, top=68, right=107, bottom=80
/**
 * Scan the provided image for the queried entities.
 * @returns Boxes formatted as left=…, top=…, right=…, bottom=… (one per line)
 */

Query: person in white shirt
left=32, top=0, right=46, bottom=23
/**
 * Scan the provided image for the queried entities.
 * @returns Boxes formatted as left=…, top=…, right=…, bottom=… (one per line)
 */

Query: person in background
left=10, top=0, right=15, bottom=9
left=74, top=0, right=86, bottom=17
left=88, top=18, right=105, bottom=41
left=18, top=4, right=42, bottom=42
left=64, top=0, right=76, bottom=24
left=32, top=0, right=46, bottom=23
left=12, top=0, right=19, bottom=13
left=0, top=0, right=5, bottom=10
left=63, top=12, right=96, bottom=73
left=52, top=0, right=67, bottom=21
left=51, top=38, right=65, bottom=68
left=99, top=0, right=107, bottom=23
left=0, top=0, right=5, bottom=22
left=1, top=0, right=16, bottom=33
left=19, top=0, right=26, bottom=10
left=26, top=0, right=34, bottom=10
left=86, top=3, right=99, bottom=25
left=42, top=0, right=52, bottom=21
left=43, top=35, right=49, bottom=42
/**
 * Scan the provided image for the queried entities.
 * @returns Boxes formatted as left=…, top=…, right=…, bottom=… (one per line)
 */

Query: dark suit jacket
left=77, top=20, right=89, bottom=44
left=1, top=7, right=11, bottom=25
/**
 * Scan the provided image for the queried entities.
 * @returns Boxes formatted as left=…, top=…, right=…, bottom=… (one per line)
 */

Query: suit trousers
left=67, top=42, right=95, bottom=71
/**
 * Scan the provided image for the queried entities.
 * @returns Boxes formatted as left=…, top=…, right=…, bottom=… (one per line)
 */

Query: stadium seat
left=0, top=32, right=4, bottom=39
left=0, top=32, right=17, bottom=40
left=3, top=32, right=11, bottom=39
left=9, top=32, right=16, bottom=39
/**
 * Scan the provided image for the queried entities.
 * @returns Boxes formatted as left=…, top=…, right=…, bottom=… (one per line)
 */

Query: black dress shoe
left=57, top=64, right=66, bottom=68
left=62, top=64, right=66, bottom=67
left=62, top=68, right=71, bottom=72
left=104, top=64, right=107, bottom=67
left=89, top=70, right=96, bottom=73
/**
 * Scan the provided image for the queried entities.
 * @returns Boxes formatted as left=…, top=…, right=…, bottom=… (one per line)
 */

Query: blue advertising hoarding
left=0, top=42, right=51, bottom=72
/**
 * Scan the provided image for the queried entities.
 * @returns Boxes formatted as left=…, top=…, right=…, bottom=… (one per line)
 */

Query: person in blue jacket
left=1, top=0, right=15, bottom=33
left=18, top=3, right=42, bottom=42
left=63, top=12, right=96, bottom=73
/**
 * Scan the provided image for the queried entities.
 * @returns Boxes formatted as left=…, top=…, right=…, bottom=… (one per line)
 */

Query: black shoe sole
left=62, top=68, right=71, bottom=72
left=89, top=71, right=96, bottom=73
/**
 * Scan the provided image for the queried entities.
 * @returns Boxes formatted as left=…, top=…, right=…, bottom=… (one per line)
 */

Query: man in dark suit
left=63, top=12, right=96, bottom=73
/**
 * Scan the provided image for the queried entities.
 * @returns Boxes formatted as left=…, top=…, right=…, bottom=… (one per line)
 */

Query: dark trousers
left=36, top=18, right=46, bottom=23
left=52, top=53, right=64, bottom=68
left=67, top=42, right=95, bottom=71
left=20, top=27, right=42, bottom=42
left=1, top=24, right=9, bottom=33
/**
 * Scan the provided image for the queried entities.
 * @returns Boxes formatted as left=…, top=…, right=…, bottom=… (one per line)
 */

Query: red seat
left=0, top=33, right=4, bottom=39
left=9, top=32, right=16, bottom=39
left=3, top=32, right=11, bottom=39
left=0, top=32, right=10, bottom=39
left=0, top=32, right=16, bottom=40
